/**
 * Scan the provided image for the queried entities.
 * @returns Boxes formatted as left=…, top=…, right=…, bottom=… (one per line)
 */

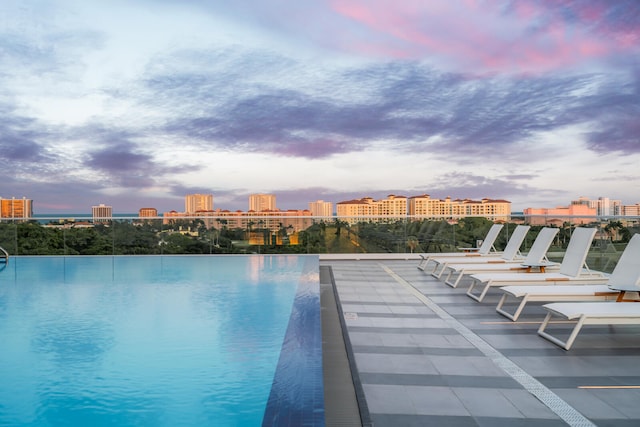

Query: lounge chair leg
left=442, top=269, right=453, bottom=284
left=418, top=258, right=436, bottom=273
left=563, top=315, right=587, bottom=350
left=496, top=294, right=529, bottom=321
left=444, top=270, right=460, bottom=288
left=538, top=313, right=586, bottom=350
left=467, top=280, right=489, bottom=302
left=431, top=263, right=445, bottom=278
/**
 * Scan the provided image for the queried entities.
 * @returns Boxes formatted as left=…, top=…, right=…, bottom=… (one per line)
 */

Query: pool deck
left=320, top=256, right=640, bottom=427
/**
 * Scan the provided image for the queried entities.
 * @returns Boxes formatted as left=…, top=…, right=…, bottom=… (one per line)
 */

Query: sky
left=1, top=0, right=639, bottom=214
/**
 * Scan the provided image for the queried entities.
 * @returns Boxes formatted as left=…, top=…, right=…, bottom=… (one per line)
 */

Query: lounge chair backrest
left=559, top=227, right=597, bottom=277
left=523, top=227, right=559, bottom=264
left=500, top=225, right=530, bottom=260
left=477, top=224, right=504, bottom=255
left=608, top=234, right=640, bottom=289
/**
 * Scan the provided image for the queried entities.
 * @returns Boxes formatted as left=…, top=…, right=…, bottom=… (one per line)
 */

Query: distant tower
left=308, top=200, right=333, bottom=218
left=185, top=194, right=213, bottom=214
left=92, top=204, right=112, bottom=223
left=249, top=194, right=276, bottom=212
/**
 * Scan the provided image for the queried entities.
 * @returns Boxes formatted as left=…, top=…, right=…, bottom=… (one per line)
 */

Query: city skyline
left=1, top=1, right=639, bottom=214
left=4, top=192, right=639, bottom=218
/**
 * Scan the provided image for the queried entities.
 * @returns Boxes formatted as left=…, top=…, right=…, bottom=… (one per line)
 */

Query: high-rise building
left=573, top=196, right=622, bottom=216
left=0, top=197, right=33, bottom=219
left=249, top=194, right=276, bottom=212
left=185, top=194, right=213, bottom=214
left=139, top=208, right=158, bottom=217
left=308, top=200, right=333, bottom=218
left=92, top=204, right=113, bottom=222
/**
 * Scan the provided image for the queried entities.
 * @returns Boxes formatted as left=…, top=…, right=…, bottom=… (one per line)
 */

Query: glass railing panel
left=1, top=216, right=639, bottom=275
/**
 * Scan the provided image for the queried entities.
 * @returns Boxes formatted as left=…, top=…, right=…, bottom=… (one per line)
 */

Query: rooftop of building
left=320, top=255, right=640, bottom=427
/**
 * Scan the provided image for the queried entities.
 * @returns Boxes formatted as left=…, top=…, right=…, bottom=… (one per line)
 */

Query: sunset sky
left=1, top=0, right=639, bottom=214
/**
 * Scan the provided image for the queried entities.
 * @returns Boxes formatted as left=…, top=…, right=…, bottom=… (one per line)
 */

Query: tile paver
left=322, top=258, right=640, bottom=426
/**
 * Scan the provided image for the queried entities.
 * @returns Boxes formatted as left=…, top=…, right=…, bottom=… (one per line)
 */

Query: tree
left=406, top=236, right=419, bottom=253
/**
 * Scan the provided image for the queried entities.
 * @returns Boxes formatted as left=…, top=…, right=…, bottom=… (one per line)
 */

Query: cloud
left=1, top=0, right=639, bottom=213
left=328, top=0, right=640, bottom=73
left=144, top=51, right=639, bottom=162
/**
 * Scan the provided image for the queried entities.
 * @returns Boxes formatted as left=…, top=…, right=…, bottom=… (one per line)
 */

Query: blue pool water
left=0, top=255, right=324, bottom=426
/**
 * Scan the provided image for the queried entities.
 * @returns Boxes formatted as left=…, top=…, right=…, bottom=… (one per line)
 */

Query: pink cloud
left=327, top=0, right=638, bottom=74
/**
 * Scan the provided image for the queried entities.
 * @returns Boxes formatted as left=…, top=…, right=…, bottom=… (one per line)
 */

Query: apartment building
left=249, top=194, right=276, bottom=212
left=185, top=194, right=213, bottom=214
left=378, top=194, right=407, bottom=217
left=409, top=195, right=511, bottom=221
left=623, top=204, right=640, bottom=216
left=0, top=197, right=33, bottom=219
left=138, top=208, right=158, bottom=217
left=92, top=204, right=113, bottom=223
left=308, top=200, right=333, bottom=218
left=337, top=195, right=408, bottom=224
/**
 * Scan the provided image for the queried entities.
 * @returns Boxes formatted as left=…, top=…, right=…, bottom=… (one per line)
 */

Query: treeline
left=0, top=218, right=635, bottom=256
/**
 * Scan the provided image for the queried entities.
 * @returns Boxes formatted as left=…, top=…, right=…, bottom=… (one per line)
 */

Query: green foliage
left=1, top=218, right=638, bottom=257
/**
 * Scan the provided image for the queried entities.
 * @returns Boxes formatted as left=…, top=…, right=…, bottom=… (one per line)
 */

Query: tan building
left=409, top=195, right=511, bottom=221
left=92, top=204, right=112, bottom=223
left=249, top=194, right=276, bottom=212
left=378, top=194, right=407, bottom=217
left=336, top=197, right=377, bottom=224
left=138, top=207, right=158, bottom=217
left=185, top=194, right=213, bottom=214
left=0, top=197, right=33, bottom=219
left=623, top=204, right=640, bottom=216
left=308, top=200, right=333, bottom=218
left=336, top=195, right=408, bottom=224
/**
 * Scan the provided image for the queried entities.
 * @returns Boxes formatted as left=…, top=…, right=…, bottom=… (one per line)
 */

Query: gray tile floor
left=322, top=259, right=640, bottom=427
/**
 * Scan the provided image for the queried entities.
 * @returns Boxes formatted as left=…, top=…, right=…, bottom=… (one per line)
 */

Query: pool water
left=0, top=255, right=324, bottom=426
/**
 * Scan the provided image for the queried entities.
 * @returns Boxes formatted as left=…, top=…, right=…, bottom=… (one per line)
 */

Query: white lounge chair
left=535, top=236, right=640, bottom=350
left=538, top=301, right=640, bottom=350
left=427, top=225, right=530, bottom=279
left=417, top=224, right=504, bottom=272
left=466, top=227, right=606, bottom=302
left=497, top=233, right=640, bottom=321
left=440, top=227, right=558, bottom=288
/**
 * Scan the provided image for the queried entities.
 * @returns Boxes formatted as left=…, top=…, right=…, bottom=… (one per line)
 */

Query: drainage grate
left=380, top=263, right=596, bottom=427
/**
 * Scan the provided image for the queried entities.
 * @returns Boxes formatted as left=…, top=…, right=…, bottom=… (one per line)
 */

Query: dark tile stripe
left=349, top=312, right=439, bottom=319
left=360, top=372, right=521, bottom=389
left=537, top=376, right=640, bottom=388
left=370, top=414, right=568, bottom=427
left=353, top=345, right=482, bottom=356
left=348, top=326, right=457, bottom=334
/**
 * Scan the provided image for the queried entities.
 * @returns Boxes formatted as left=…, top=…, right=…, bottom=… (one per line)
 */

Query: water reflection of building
left=160, top=208, right=312, bottom=234
left=0, top=197, right=33, bottom=219
left=523, top=204, right=596, bottom=226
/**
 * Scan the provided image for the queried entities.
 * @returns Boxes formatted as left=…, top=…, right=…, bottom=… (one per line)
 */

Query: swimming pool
left=0, top=255, right=324, bottom=426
